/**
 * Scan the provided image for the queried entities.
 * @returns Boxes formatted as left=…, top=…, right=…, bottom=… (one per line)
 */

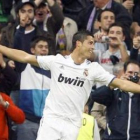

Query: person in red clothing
left=0, top=93, right=25, bottom=140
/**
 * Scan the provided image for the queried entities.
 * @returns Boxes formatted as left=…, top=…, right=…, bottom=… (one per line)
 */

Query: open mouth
left=37, top=12, right=44, bottom=17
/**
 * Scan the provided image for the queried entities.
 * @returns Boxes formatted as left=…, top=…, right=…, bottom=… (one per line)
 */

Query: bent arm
left=0, top=45, right=39, bottom=67
left=110, top=78, right=140, bottom=93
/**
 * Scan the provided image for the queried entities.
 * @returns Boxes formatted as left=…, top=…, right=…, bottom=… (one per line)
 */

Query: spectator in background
left=34, top=0, right=64, bottom=39
left=0, top=93, right=25, bottom=140
left=0, top=53, right=25, bottom=140
left=55, top=0, right=78, bottom=55
left=91, top=62, right=124, bottom=139
left=115, top=0, right=134, bottom=14
left=16, top=36, right=51, bottom=140
left=0, top=0, right=14, bottom=29
left=61, top=0, right=91, bottom=24
left=94, top=9, right=115, bottom=52
left=130, top=23, right=140, bottom=62
left=77, top=101, right=100, bottom=140
left=94, top=23, right=129, bottom=74
left=0, top=0, right=55, bottom=55
left=78, top=0, right=132, bottom=50
left=90, top=60, right=140, bottom=140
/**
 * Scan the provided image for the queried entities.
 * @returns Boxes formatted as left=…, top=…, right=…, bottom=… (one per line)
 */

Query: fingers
left=8, top=60, right=15, bottom=69
left=20, top=15, right=31, bottom=27
left=94, top=32, right=107, bottom=42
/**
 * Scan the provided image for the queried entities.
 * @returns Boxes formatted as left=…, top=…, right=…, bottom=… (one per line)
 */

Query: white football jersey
left=37, top=54, right=114, bottom=127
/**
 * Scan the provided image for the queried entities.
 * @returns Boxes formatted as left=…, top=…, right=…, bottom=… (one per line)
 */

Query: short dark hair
left=108, top=22, right=125, bottom=36
left=124, top=60, right=140, bottom=72
left=30, top=36, right=50, bottom=49
left=97, top=9, right=115, bottom=22
left=71, top=30, right=93, bottom=51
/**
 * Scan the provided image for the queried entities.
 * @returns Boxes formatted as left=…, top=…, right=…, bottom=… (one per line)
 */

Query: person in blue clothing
left=16, top=36, right=51, bottom=140
left=90, top=60, right=140, bottom=140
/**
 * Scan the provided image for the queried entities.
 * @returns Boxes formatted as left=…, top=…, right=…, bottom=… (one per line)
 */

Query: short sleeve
left=91, top=62, right=115, bottom=86
left=37, top=55, right=56, bottom=70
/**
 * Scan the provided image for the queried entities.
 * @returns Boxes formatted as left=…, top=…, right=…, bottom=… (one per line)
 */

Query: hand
left=8, top=60, right=15, bottom=69
left=94, top=31, right=107, bottom=42
left=122, top=0, right=134, bottom=10
left=108, top=35, right=123, bottom=47
left=20, top=15, right=32, bottom=27
left=0, top=53, right=6, bottom=69
left=0, top=94, right=6, bottom=107
left=93, top=20, right=100, bottom=31
left=120, top=73, right=129, bottom=81
left=133, top=36, right=140, bottom=49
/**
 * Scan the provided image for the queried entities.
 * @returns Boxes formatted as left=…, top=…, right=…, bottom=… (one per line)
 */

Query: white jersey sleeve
left=89, top=62, right=115, bottom=86
left=37, top=55, right=56, bottom=70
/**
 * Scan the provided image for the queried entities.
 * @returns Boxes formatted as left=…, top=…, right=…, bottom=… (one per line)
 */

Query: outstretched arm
left=0, top=45, right=39, bottom=67
left=110, top=78, right=140, bottom=93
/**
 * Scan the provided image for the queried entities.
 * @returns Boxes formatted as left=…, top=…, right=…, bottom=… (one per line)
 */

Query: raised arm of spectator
left=47, top=0, right=64, bottom=36
left=130, top=36, right=140, bottom=61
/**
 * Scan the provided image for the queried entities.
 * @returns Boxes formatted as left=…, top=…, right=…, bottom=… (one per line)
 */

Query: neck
left=109, top=45, right=119, bottom=53
left=25, top=24, right=34, bottom=31
left=71, top=51, right=86, bottom=65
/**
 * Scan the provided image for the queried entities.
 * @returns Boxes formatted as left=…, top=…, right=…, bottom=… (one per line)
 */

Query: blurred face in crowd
left=55, top=0, right=63, bottom=10
left=31, top=40, right=49, bottom=55
left=18, top=4, right=34, bottom=26
left=100, top=11, right=115, bottom=31
left=125, top=63, right=140, bottom=83
left=35, top=3, right=49, bottom=22
left=93, top=0, right=110, bottom=8
left=108, top=26, right=125, bottom=47
left=134, top=26, right=140, bottom=37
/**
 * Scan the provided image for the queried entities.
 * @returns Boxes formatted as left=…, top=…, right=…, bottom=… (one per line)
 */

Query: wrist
left=3, top=101, right=10, bottom=109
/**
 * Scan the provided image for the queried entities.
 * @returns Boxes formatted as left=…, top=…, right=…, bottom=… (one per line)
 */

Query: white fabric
left=37, top=117, right=79, bottom=140
left=37, top=54, right=114, bottom=127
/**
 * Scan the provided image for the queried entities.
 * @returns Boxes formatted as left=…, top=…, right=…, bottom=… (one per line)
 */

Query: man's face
left=35, top=4, right=49, bottom=22
left=18, top=4, right=34, bottom=25
left=100, top=11, right=115, bottom=31
left=93, top=0, right=109, bottom=8
left=125, top=63, right=140, bottom=83
left=31, top=40, right=49, bottom=55
left=108, top=26, right=125, bottom=47
left=78, top=36, right=94, bottom=59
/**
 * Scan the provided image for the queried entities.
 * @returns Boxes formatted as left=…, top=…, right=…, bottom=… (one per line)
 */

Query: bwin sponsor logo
left=58, top=74, right=84, bottom=87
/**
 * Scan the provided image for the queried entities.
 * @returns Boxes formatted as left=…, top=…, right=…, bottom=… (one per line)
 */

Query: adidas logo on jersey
left=58, top=74, right=84, bottom=87
left=60, top=65, right=64, bottom=69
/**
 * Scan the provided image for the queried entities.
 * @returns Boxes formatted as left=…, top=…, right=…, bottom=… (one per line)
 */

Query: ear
left=31, top=48, right=35, bottom=54
left=76, top=40, right=81, bottom=48
left=122, top=35, right=125, bottom=41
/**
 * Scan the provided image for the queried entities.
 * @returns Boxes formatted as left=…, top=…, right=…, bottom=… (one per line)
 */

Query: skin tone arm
left=0, top=45, right=39, bottom=67
left=110, top=78, right=140, bottom=94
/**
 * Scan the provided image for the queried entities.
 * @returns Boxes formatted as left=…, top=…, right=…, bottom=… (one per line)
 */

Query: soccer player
left=0, top=30, right=140, bottom=140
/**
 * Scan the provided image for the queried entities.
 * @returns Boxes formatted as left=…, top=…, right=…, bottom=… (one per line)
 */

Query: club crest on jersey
left=58, top=74, right=84, bottom=87
left=83, top=69, right=88, bottom=76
